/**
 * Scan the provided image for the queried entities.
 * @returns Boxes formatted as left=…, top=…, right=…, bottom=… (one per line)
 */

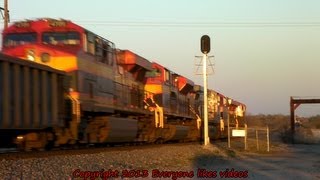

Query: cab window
left=84, top=31, right=115, bottom=66
left=146, top=68, right=161, bottom=77
left=42, top=32, right=80, bottom=46
left=165, top=69, right=171, bottom=83
left=86, top=32, right=95, bottom=54
left=4, top=33, right=37, bottom=47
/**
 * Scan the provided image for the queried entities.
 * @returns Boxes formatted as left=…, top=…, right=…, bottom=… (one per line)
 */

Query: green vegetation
left=245, top=114, right=290, bottom=131
left=244, top=114, right=320, bottom=143
left=305, top=115, right=320, bottom=129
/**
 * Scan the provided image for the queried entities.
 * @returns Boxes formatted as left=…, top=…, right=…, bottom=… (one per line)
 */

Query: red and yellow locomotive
left=1, top=18, right=246, bottom=150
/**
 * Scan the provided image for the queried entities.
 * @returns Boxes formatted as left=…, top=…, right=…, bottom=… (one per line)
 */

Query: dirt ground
left=204, top=137, right=320, bottom=179
left=0, top=137, right=318, bottom=179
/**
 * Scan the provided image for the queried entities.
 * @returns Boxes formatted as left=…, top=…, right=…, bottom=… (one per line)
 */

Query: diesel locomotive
left=0, top=18, right=246, bottom=150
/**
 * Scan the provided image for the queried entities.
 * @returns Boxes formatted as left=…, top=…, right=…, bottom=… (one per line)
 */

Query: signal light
left=201, top=35, right=210, bottom=54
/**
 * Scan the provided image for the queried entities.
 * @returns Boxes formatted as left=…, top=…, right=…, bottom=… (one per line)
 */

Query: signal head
left=201, top=35, right=211, bottom=54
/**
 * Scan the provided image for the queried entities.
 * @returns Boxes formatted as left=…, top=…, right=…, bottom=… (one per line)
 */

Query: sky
left=1, top=0, right=320, bottom=116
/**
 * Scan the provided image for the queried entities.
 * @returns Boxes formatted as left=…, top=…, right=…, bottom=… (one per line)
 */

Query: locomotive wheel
left=155, top=138, right=164, bottom=144
left=45, top=133, right=55, bottom=150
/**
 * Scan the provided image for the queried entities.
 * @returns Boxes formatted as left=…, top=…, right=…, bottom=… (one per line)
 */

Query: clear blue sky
left=2, top=0, right=320, bottom=116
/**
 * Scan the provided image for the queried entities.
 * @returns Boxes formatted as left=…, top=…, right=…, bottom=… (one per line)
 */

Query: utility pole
left=1, top=0, right=9, bottom=29
left=4, top=0, right=8, bottom=29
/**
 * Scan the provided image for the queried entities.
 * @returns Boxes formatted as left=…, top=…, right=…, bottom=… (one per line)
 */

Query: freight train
left=0, top=18, right=246, bottom=150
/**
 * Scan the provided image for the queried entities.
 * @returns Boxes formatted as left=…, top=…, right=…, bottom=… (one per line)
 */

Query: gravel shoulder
left=0, top=141, right=319, bottom=179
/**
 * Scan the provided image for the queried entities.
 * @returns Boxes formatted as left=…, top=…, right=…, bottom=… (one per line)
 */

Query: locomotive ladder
left=144, top=94, right=164, bottom=128
left=189, top=105, right=201, bottom=130
left=68, top=95, right=80, bottom=123
left=67, top=95, right=81, bottom=140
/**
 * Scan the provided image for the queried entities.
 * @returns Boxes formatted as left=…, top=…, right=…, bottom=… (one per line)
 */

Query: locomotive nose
left=2, top=46, right=32, bottom=60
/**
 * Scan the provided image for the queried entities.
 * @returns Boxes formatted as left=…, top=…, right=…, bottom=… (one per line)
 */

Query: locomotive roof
left=4, top=18, right=84, bottom=34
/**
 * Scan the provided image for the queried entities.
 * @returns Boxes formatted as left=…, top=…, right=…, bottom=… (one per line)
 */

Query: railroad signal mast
left=201, top=35, right=210, bottom=146
left=199, top=35, right=213, bottom=146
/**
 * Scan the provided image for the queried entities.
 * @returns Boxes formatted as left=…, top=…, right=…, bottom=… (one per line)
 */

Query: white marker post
left=201, top=35, right=210, bottom=146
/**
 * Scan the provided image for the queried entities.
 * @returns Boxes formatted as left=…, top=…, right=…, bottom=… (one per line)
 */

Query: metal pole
left=290, top=97, right=295, bottom=143
left=228, top=106, right=230, bottom=148
left=203, top=54, right=209, bottom=145
left=244, top=123, right=247, bottom=150
left=256, top=129, right=259, bottom=151
left=267, top=125, right=270, bottom=152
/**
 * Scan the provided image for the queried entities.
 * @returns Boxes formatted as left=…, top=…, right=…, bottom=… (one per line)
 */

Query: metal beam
left=291, top=99, right=320, bottom=104
left=290, top=96, right=320, bottom=143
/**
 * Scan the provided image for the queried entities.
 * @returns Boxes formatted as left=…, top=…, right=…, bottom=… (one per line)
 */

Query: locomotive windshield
left=3, top=33, right=37, bottom=47
left=42, top=32, right=80, bottom=46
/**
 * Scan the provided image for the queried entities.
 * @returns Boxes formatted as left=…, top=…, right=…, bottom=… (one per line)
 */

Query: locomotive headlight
left=16, top=135, right=24, bottom=141
left=41, top=52, right=51, bottom=63
left=26, top=49, right=35, bottom=61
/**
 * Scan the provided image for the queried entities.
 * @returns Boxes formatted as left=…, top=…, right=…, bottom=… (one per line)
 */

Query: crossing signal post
left=201, top=35, right=210, bottom=146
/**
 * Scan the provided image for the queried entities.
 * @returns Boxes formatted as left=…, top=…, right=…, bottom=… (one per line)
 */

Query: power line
left=6, top=19, right=320, bottom=28
left=5, top=19, right=320, bottom=28
left=70, top=21, right=320, bottom=28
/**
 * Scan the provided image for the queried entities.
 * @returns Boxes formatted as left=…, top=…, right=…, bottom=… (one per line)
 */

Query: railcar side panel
left=0, top=54, right=65, bottom=129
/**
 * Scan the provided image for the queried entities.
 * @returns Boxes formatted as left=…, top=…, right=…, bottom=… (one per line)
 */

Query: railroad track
left=0, top=148, right=19, bottom=154
left=0, top=142, right=200, bottom=160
